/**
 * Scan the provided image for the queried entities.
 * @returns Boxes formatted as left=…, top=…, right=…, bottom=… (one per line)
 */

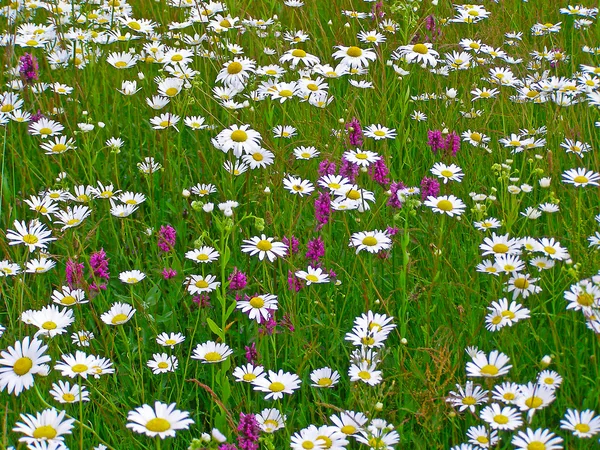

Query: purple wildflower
left=427, top=130, right=444, bottom=154
left=237, top=413, right=260, bottom=450
left=425, top=15, right=443, bottom=42
left=193, top=295, right=211, bottom=308
left=368, top=158, right=390, bottom=186
left=288, top=270, right=303, bottom=292
left=280, top=313, right=294, bottom=332
left=387, top=181, right=406, bottom=209
left=157, top=225, right=176, bottom=252
left=371, top=1, right=384, bottom=20
left=219, top=445, right=238, bottom=450
left=89, top=283, right=107, bottom=292
left=30, top=110, right=45, bottom=123
left=19, top=53, right=39, bottom=84
left=386, top=226, right=399, bottom=236
left=346, top=117, right=364, bottom=147
left=420, top=177, right=440, bottom=200
left=65, top=259, right=85, bottom=289
left=259, top=312, right=277, bottom=335
left=162, top=268, right=177, bottom=279
left=305, top=237, right=325, bottom=265
left=282, top=236, right=299, bottom=256
left=244, top=343, right=258, bottom=365
left=318, top=160, right=337, bottom=177
left=89, top=249, right=110, bottom=280
left=446, top=131, right=460, bottom=156
left=228, top=267, right=247, bottom=290
left=314, top=191, right=331, bottom=230
left=339, top=156, right=359, bottom=183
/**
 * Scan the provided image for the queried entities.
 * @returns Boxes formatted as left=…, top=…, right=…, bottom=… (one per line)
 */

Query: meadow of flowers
left=1, top=0, right=600, bottom=448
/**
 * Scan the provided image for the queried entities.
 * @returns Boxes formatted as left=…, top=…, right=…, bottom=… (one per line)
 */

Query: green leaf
left=206, top=317, right=224, bottom=340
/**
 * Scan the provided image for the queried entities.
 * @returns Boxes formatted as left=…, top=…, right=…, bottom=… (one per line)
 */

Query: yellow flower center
left=114, top=61, right=127, bottom=68
left=302, top=442, right=314, bottom=449
left=227, top=61, right=243, bottom=74
left=355, top=153, right=368, bottom=160
left=493, top=414, right=509, bottom=424
left=231, top=130, right=248, bottom=142
left=165, top=87, right=178, bottom=96
left=23, top=234, right=39, bottom=244
left=317, top=436, right=333, bottom=448
left=195, top=280, right=209, bottom=289
left=527, top=442, right=546, bottom=450
left=165, top=339, right=176, bottom=345
left=0, top=105, right=13, bottom=112
left=291, top=49, right=307, bottom=58
left=357, top=370, right=371, bottom=380
left=436, top=200, right=453, bottom=211
left=317, top=377, right=332, bottom=387
left=573, top=175, right=588, bottom=184
left=39, top=127, right=52, bottom=135
left=252, top=153, right=264, bottom=161
left=157, top=362, right=169, bottom=369
left=462, top=396, right=477, bottom=405
left=301, top=152, right=311, bottom=158
left=204, top=351, right=222, bottom=362
left=367, top=36, right=377, bottom=42
left=346, top=189, right=361, bottom=200
left=347, top=46, right=363, bottom=57
left=476, top=436, right=489, bottom=444
left=575, top=423, right=591, bottom=433
left=513, top=277, right=529, bottom=289
left=62, top=393, right=76, bottom=402
left=111, top=313, right=128, bottom=324
left=491, top=315, right=502, bottom=325
left=577, top=293, right=594, bottom=307
left=33, top=426, right=57, bottom=439
left=42, top=321, right=57, bottom=330
left=171, top=54, right=183, bottom=62
left=413, top=43, right=429, bottom=54
left=127, top=277, right=138, bottom=283
left=145, top=418, right=171, bottom=432
left=256, top=240, right=272, bottom=251
left=269, top=381, right=285, bottom=392
left=52, top=143, right=67, bottom=153
left=524, top=396, right=543, bottom=409
left=441, top=170, right=454, bottom=177
left=492, top=243, right=509, bottom=253
left=220, top=19, right=231, bottom=28
left=374, top=130, right=386, bottom=136
left=72, top=363, right=88, bottom=373
left=470, top=132, right=482, bottom=141
left=341, top=425, right=356, bottom=435
left=196, top=254, right=209, bottom=261
left=13, top=357, right=33, bottom=375
left=26, top=39, right=38, bottom=46
left=243, top=373, right=257, bottom=381
left=306, top=274, right=319, bottom=282
left=503, top=392, right=515, bottom=401
left=279, top=89, right=293, bottom=97
left=159, top=121, right=170, bottom=127
left=502, top=310, right=516, bottom=320
left=128, top=21, right=141, bottom=30
left=249, top=296, right=265, bottom=308
left=480, top=364, right=499, bottom=376
left=362, top=236, right=378, bottom=246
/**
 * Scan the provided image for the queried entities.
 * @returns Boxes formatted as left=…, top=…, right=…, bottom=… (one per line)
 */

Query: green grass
left=1, top=0, right=600, bottom=449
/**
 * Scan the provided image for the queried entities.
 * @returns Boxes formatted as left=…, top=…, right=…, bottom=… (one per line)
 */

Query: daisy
left=107, top=51, right=138, bottom=68
left=101, top=303, right=136, bottom=326
left=54, top=205, right=92, bottom=231
left=480, top=233, right=521, bottom=256
left=330, top=411, right=367, bottom=436
left=126, top=401, right=193, bottom=439
left=22, top=305, right=74, bottom=338
left=191, top=341, right=232, bottom=363
left=150, top=113, right=180, bottom=130
left=236, top=294, right=278, bottom=322
left=446, top=381, right=489, bottom=413
left=530, top=256, right=555, bottom=270
left=279, top=48, right=320, bottom=67
left=223, top=160, right=249, bottom=176
left=467, top=350, right=512, bottom=378
left=257, top=408, right=286, bottom=433
left=363, top=124, right=396, bottom=140
left=507, top=274, right=541, bottom=299
left=147, top=353, right=178, bottom=374
left=24, top=196, right=58, bottom=217
left=318, top=174, right=352, bottom=193
left=119, top=192, right=147, bottom=206
left=494, top=254, right=525, bottom=274
left=356, top=425, right=399, bottom=450
left=293, top=146, right=320, bottom=160
left=252, top=369, right=301, bottom=400
left=185, top=247, right=220, bottom=263
left=560, top=409, right=600, bottom=438
left=315, top=425, right=348, bottom=449
left=25, top=257, right=56, bottom=274
left=394, top=42, right=439, bottom=67
left=71, top=331, right=94, bottom=347
left=430, top=163, right=464, bottom=183
left=243, top=147, right=275, bottom=169
left=332, top=45, right=377, bottom=68
left=348, top=362, right=382, bottom=386
left=110, top=203, right=138, bottom=217
left=480, top=404, right=522, bottom=430
left=474, top=218, right=502, bottom=231
left=39, top=136, right=76, bottom=155
left=13, top=408, right=75, bottom=445
left=185, top=274, right=221, bottom=295
left=343, top=149, right=380, bottom=167
left=424, top=195, right=466, bottom=217
left=156, top=332, right=185, bottom=348
left=515, top=382, right=555, bottom=415
left=538, top=237, right=570, bottom=260
left=213, top=124, right=262, bottom=158
left=358, top=30, right=386, bottom=45
left=564, top=282, right=600, bottom=311
left=119, top=270, right=146, bottom=284
left=291, top=427, right=325, bottom=450
left=310, top=367, right=340, bottom=388
left=184, top=116, right=208, bottom=130
left=50, top=380, right=89, bottom=404
left=216, top=57, right=256, bottom=86
left=273, top=125, right=297, bottom=138
left=54, top=351, right=98, bottom=379
left=295, top=266, right=330, bottom=285
left=233, top=364, right=266, bottom=384
left=0, top=260, right=21, bottom=277
left=29, top=118, right=64, bottom=138
left=466, top=425, right=498, bottom=448
left=0, top=336, right=50, bottom=396
left=241, top=235, right=288, bottom=262
left=349, top=230, right=392, bottom=254
left=538, top=370, right=563, bottom=389
left=562, top=167, right=600, bottom=186
left=512, top=428, right=563, bottom=450
left=6, top=219, right=55, bottom=252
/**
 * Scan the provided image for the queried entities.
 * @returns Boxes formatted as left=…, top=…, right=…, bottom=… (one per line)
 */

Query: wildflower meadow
left=1, top=0, right=600, bottom=448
